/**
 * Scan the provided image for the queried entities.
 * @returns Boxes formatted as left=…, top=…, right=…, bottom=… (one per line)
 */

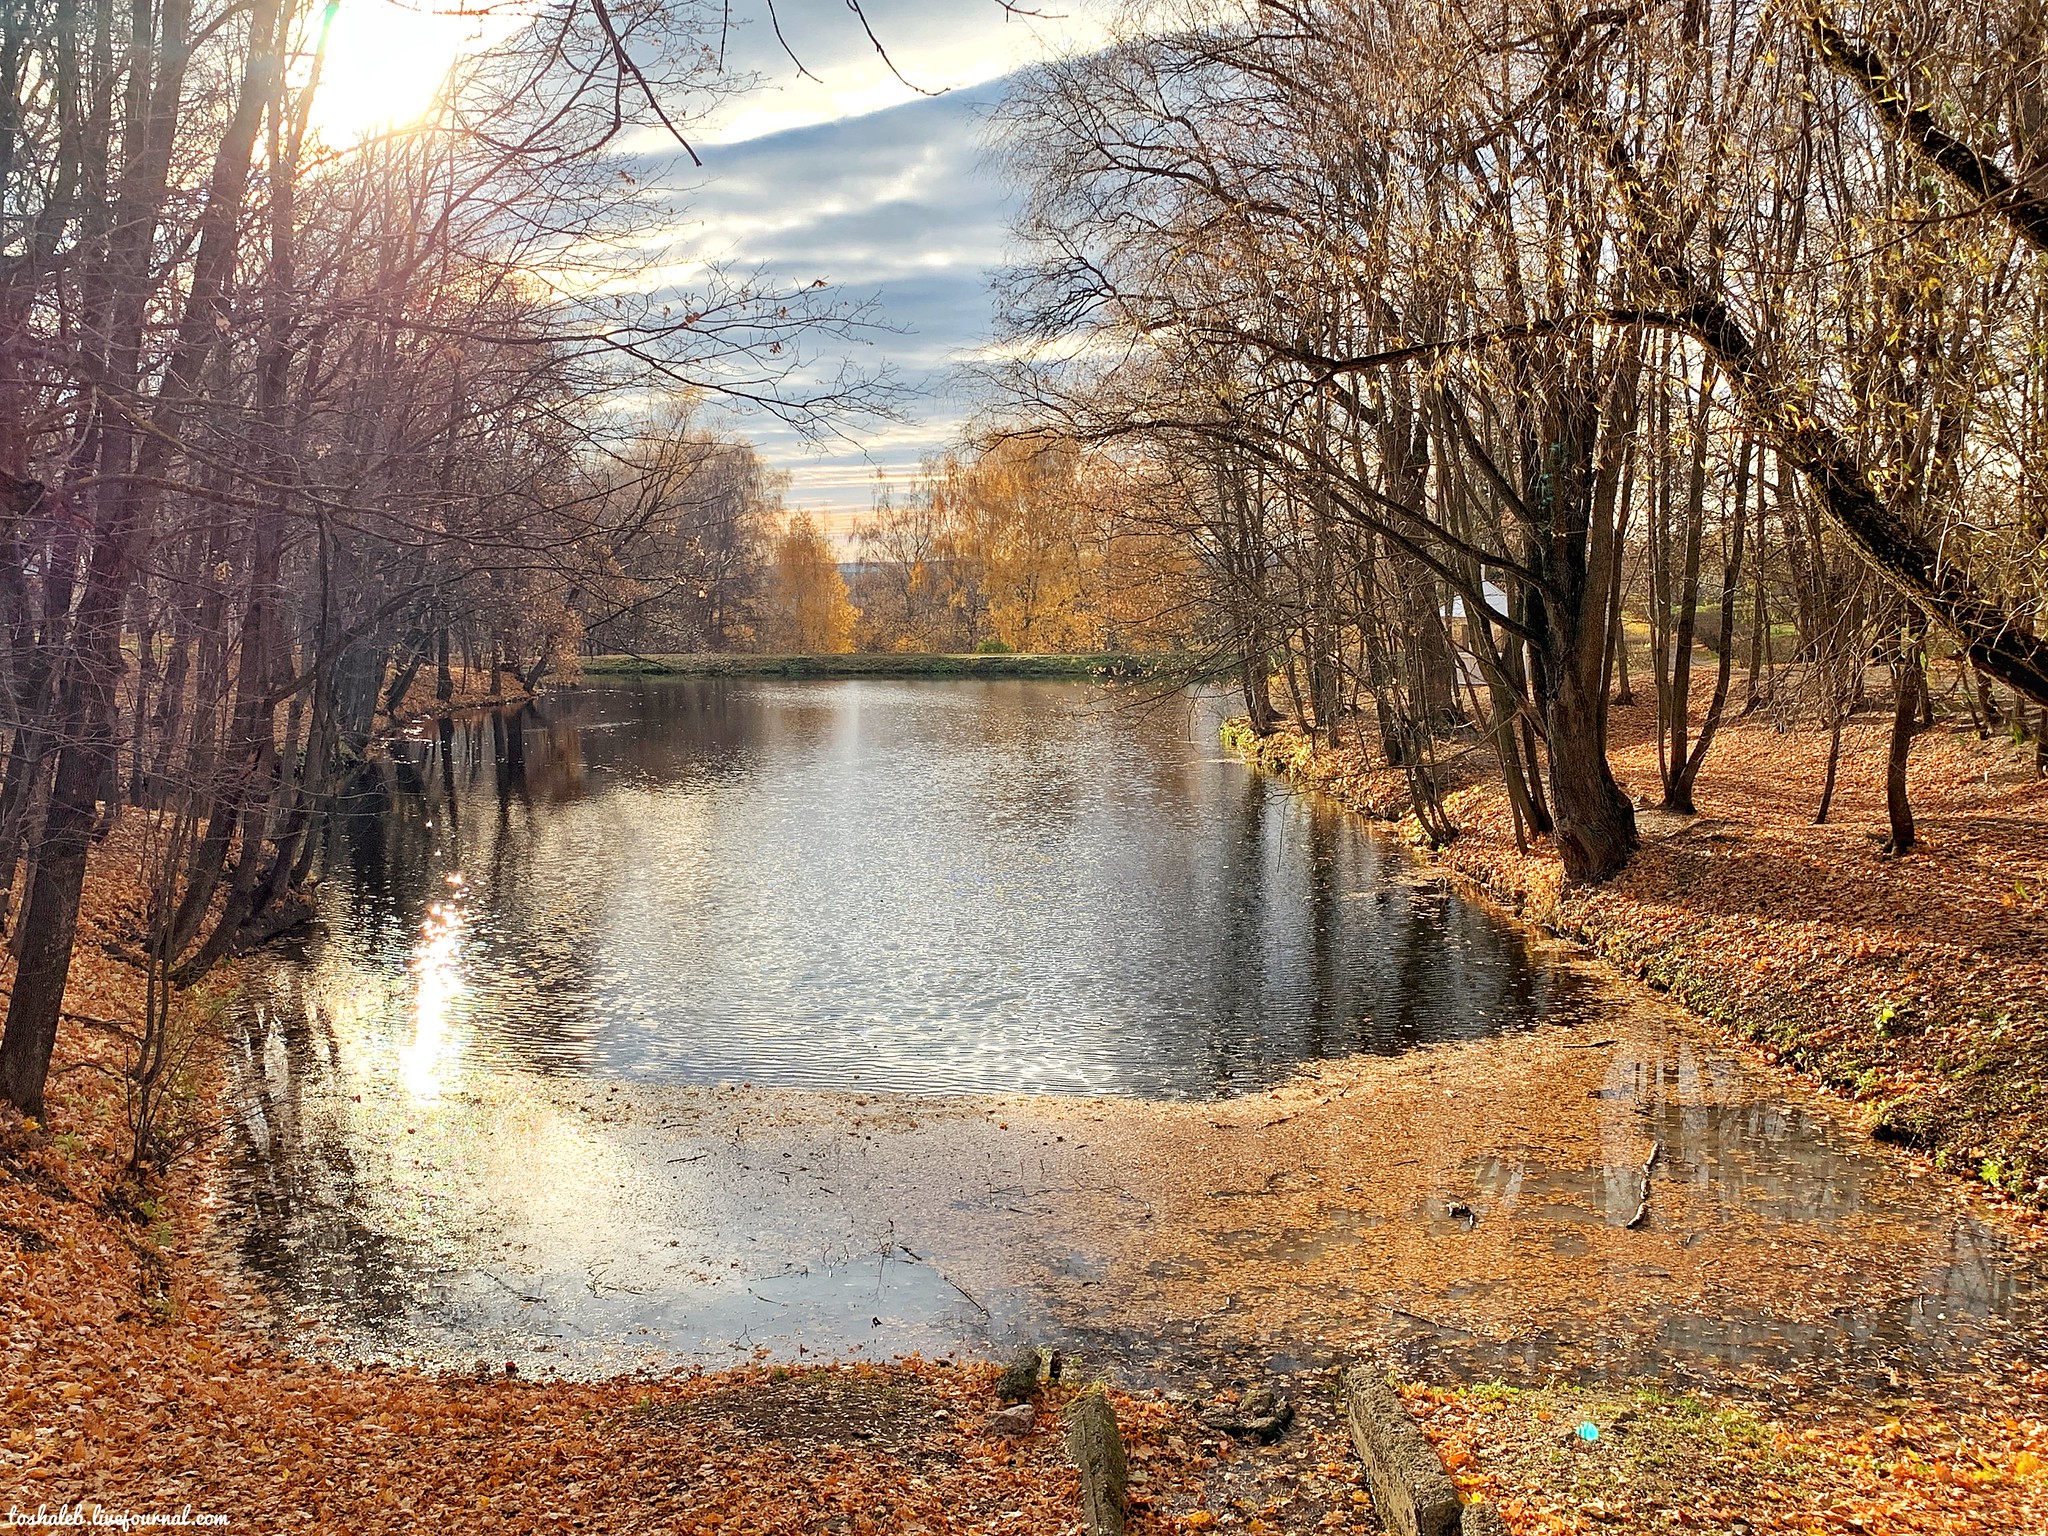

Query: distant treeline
left=590, top=435, right=1199, bottom=660
left=583, top=653, right=1150, bottom=679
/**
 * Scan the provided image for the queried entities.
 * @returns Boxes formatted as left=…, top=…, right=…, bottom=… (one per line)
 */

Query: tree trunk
left=1657, top=384, right=1711, bottom=809
left=0, top=0, right=281, bottom=1117
left=1668, top=436, right=1751, bottom=812
left=1740, top=455, right=1776, bottom=716
left=382, top=634, right=427, bottom=715
left=1816, top=714, right=1846, bottom=824
left=1974, top=670, right=2002, bottom=733
left=1541, top=669, right=1637, bottom=880
left=0, top=702, right=104, bottom=1116
left=1882, top=637, right=1922, bottom=854
left=1240, top=646, right=1277, bottom=734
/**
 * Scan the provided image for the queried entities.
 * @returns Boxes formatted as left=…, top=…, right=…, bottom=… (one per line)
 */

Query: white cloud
left=620, top=86, right=1036, bottom=523
left=689, top=0, right=1116, bottom=145
left=580, top=3, right=1122, bottom=527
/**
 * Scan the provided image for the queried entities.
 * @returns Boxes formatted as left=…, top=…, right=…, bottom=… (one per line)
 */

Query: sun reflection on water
left=398, top=879, right=467, bottom=1101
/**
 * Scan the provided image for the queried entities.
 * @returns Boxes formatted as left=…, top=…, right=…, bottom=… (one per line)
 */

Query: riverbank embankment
left=1224, top=701, right=2048, bottom=1209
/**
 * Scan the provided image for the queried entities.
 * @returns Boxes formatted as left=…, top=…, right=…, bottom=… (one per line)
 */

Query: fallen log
left=1066, top=1385, right=1128, bottom=1536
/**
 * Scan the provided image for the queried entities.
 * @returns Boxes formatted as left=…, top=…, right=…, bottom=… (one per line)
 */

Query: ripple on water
left=282, top=680, right=1601, bottom=1100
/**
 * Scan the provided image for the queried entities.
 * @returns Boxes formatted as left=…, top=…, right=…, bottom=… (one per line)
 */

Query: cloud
left=686, top=0, right=1115, bottom=145
left=624, top=69, right=1049, bottom=531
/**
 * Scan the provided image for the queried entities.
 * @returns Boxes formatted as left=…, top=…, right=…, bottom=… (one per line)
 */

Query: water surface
left=219, top=679, right=2045, bottom=1392
left=295, top=679, right=1582, bottom=1099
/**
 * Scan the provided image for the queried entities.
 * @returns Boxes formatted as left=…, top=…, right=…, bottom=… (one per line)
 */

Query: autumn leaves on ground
left=0, top=906, right=1196, bottom=1536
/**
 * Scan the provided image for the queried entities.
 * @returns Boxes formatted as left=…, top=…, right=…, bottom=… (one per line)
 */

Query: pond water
left=219, top=679, right=2046, bottom=1392
left=266, top=679, right=1586, bottom=1099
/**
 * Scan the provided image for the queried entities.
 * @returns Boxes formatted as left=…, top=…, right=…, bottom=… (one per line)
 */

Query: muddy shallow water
left=214, top=680, right=2047, bottom=1399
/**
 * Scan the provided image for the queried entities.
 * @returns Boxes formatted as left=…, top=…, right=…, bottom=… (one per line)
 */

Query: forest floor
left=5, top=696, right=2048, bottom=1533
left=1226, top=696, right=2048, bottom=1210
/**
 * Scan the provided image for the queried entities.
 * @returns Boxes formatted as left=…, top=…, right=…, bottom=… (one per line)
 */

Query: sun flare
left=303, top=0, right=524, bottom=145
left=398, top=894, right=467, bottom=1102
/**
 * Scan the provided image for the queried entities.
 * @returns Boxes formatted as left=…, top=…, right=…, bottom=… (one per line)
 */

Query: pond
left=260, top=679, right=1585, bottom=1099
left=219, top=679, right=2045, bottom=1392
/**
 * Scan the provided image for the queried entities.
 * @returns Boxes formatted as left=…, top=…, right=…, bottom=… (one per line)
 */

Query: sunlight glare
left=305, top=0, right=524, bottom=145
left=399, top=896, right=467, bottom=1101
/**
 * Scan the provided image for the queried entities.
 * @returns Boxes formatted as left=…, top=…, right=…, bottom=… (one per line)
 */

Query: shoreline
left=8, top=705, right=2048, bottom=1531
left=1220, top=708, right=2048, bottom=1211
left=579, top=650, right=1156, bottom=680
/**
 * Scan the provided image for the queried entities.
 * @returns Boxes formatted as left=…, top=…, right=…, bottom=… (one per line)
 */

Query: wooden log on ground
left=1341, top=1365, right=1461, bottom=1536
left=1066, top=1385, right=1129, bottom=1536
left=996, top=1341, right=1043, bottom=1403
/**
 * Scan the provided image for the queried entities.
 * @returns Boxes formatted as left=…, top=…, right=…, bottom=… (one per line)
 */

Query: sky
left=306, top=0, right=1117, bottom=536
left=640, top=83, right=1016, bottom=535
left=632, top=0, right=1120, bottom=537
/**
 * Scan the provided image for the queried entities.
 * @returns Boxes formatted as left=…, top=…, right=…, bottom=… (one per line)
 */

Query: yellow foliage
left=762, top=513, right=856, bottom=654
left=856, top=435, right=1128, bottom=653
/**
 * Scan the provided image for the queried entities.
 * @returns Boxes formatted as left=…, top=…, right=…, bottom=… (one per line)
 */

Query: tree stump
left=1065, top=1385, right=1128, bottom=1536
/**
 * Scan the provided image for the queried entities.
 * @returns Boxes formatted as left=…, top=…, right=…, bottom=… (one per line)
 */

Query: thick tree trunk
left=1528, top=368, right=1636, bottom=882
left=1240, top=647, right=1277, bottom=734
left=0, top=690, right=105, bottom=1115
left=1541, top=669, right=1637, bottom=880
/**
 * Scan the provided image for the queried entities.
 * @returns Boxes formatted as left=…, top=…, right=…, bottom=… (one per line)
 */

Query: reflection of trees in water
left=302, top=681, right=1607, bottom=1098
left=314, top=693, right=768, bottom=1079
left=1442, top=1040, right=2047, bottom=1388
left=595, top=680, right=768, bottom=784
left=1191, top=771, right=1582, bottom=1075
left=222, top=972, right=417, bottom=1330
left=423, top=707, right=606, bottom=1076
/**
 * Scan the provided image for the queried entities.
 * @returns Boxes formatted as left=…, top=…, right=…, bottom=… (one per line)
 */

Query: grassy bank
left=1223, top=704, right=2048, bottom=1208
left=581, top=650, right=1154, bottom=679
